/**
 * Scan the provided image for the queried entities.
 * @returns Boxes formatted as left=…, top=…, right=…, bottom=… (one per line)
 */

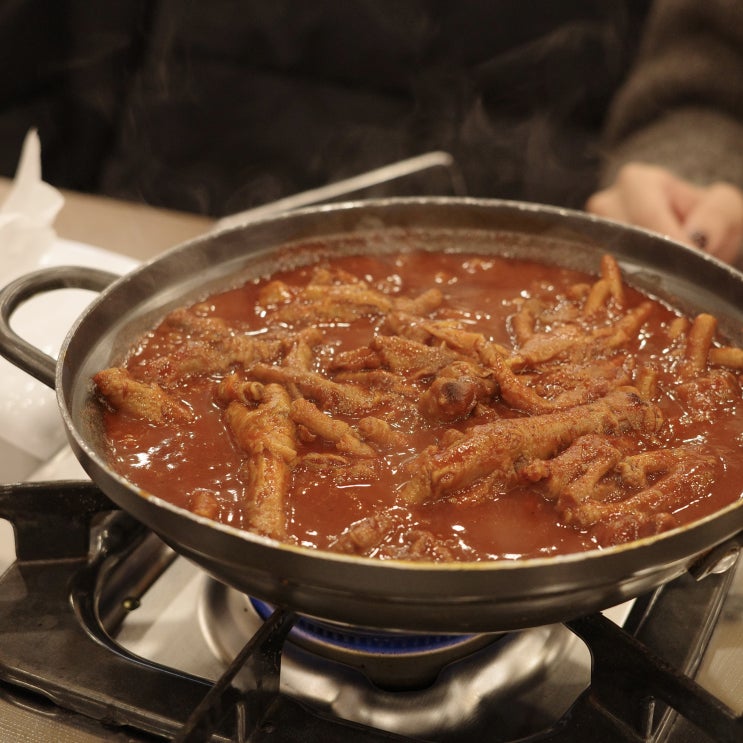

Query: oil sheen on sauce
left=97, top=250, right=743, bottom=561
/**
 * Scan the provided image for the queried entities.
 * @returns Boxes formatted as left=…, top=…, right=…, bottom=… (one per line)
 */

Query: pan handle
left=0, top=266, right=119, bottom=389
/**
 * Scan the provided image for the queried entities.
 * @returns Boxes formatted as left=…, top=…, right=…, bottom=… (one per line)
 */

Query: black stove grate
left=1, top=480, right=741, bottom=743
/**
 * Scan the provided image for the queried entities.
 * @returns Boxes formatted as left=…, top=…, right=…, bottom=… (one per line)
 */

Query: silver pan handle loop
left=0, top=266, right=118, bottom=389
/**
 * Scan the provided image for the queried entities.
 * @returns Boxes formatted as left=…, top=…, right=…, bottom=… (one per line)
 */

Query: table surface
left=0, top=176, right=215, bottom=261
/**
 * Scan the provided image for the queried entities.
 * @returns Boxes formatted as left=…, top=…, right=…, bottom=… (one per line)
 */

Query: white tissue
left=0, top=130, right=135, bottom=480
left=1, top=130, right=64, bottom=283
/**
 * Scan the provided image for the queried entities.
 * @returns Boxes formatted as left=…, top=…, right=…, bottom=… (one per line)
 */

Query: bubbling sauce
left=93, top=249, right=743, bottom=561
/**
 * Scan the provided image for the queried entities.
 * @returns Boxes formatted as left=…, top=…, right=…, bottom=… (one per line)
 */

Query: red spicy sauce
left=97, top=250, right=743, bottom=561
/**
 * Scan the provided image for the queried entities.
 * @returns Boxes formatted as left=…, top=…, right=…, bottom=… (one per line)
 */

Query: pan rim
left=57, top=196, right=743, bottom=579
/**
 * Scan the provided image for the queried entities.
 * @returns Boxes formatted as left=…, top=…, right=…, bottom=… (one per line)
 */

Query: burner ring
left=199, top=576, right=578, bottom=737
left=250, top=597, right=482, bottom=656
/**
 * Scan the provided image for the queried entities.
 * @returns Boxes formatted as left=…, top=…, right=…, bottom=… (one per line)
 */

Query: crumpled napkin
left=1, top=129, right=64, bottom=282
left=0, top=130, right=67, bottom=478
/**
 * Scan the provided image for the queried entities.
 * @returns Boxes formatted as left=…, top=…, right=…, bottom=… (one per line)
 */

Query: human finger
left=584, top=188, right=629, bottom=223
left=683, top=183, right=743, bottom=264
left=608, top=164, right=692, bottom=244
left=664, top=175, right=703, bottom=222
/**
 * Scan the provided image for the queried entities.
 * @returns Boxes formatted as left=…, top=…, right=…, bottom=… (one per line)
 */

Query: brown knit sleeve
left=599, top=0, right=743, bottom=190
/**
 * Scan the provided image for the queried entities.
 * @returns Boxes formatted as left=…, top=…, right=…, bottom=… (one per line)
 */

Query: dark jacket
left=7, top=1, right=742, bottom=218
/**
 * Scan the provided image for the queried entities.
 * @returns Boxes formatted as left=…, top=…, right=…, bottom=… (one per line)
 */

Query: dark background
left=0, top=1, right=649, bottom=217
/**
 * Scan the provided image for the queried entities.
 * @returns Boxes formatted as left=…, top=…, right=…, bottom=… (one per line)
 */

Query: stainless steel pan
left=1, top=197, right=742, bottom=633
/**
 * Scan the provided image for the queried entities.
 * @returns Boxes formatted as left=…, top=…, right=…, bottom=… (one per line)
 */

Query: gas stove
left=1, top=155, right=742, bottom=742
left=0, top=448, right=741, bottom=742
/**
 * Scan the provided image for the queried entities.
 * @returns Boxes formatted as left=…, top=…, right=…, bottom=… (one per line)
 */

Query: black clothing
left=1, top=1, right=650, bottom=216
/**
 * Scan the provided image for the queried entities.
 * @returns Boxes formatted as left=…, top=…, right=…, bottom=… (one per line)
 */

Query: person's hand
left=586, top=163, right=743, bottom=265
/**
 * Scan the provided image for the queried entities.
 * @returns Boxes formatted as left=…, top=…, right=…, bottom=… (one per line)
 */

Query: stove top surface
left=1, top=449, right=742, bottom=742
